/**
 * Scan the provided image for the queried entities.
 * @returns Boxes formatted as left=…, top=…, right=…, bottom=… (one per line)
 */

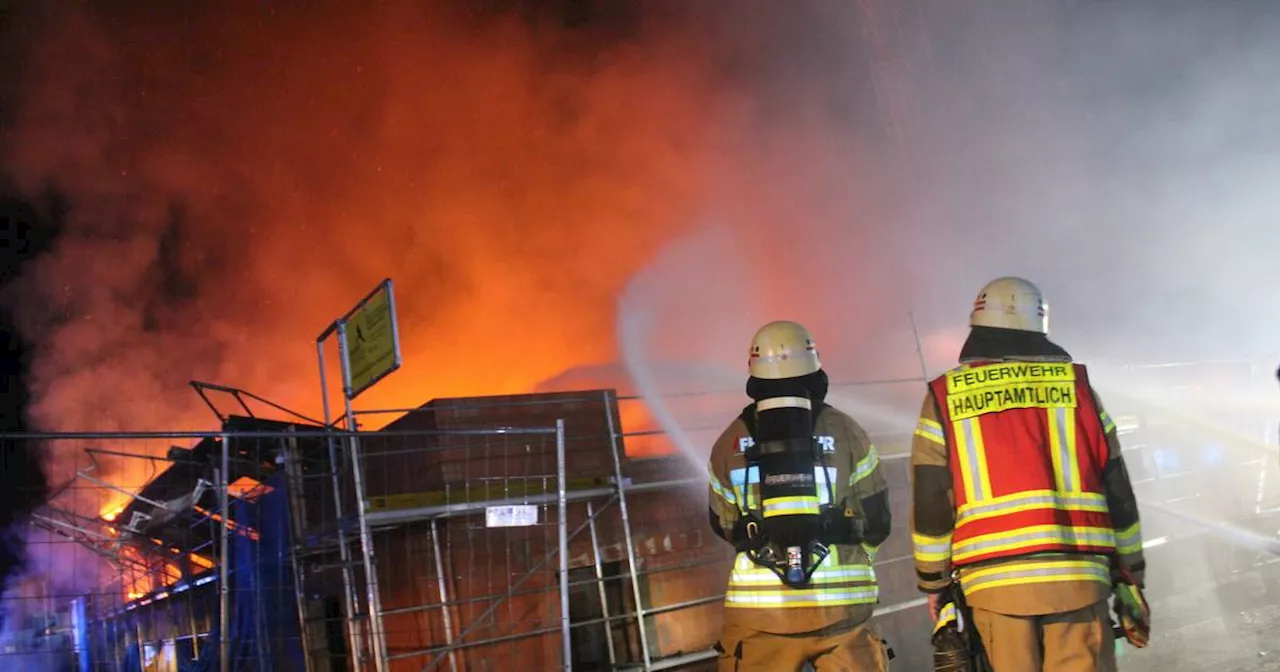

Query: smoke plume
left=0, top=2, right=743, bottom=441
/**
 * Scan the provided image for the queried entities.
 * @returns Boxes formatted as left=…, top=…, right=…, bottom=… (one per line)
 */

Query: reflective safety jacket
left=911, top=356, right=1146, bottom=616
left=927, top=360, right=1116, bottom=566
left=708, top=407, right=891, bottom=634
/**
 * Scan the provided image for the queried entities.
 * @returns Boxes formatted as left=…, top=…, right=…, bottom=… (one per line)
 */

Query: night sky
left=0, top=189, right=55, bottom=599
left=0, top=0, right=52, bottom=610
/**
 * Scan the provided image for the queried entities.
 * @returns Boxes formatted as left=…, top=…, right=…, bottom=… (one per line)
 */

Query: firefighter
left=707, top=320, right=893, bottom=671
left=910, top=276, right=1148, bottom=670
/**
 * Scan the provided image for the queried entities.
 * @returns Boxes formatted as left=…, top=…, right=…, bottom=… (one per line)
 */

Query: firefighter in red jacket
left=910, top=277, right=1148, bottom=670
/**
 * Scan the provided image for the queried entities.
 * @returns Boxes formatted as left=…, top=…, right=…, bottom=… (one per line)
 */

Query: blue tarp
left=95, top=473, right=305, bottom=671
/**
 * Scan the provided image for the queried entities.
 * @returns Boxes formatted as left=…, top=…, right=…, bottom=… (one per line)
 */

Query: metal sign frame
left=336, top=278, right=403, bottom=401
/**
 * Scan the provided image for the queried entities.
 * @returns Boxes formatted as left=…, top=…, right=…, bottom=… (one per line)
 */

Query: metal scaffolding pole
left=338, top=323, right=389, bottom=672
left=429, top=519, right=459, bottom=672
left=586, top=499, right=618, bottom=669
left=603, top=390, right=652, bottom=669
left=556, top=419, right=572, bottom=672
left=218, top=433, right=231, bottom=672
left=316, top=337, right=366, bottom=670
left=282, top=432, right=316, bottom=672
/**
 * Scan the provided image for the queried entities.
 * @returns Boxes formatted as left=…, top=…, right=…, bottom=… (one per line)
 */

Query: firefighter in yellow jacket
left=910, top=277, right=1148, bottom=670
left=708, top=320, right=893, bottom=671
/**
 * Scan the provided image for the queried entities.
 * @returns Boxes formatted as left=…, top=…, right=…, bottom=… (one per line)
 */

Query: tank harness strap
left=735, top=403, right=845, bottom=588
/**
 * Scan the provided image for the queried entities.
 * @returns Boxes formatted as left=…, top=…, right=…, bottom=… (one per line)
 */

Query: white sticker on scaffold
left=485, top=505, right=538, bottom=528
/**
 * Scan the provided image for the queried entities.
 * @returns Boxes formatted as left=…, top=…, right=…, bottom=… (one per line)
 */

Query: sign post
left=314, top=278, right=402, bottom=672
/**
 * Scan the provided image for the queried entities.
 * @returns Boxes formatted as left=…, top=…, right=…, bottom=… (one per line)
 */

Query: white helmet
left=748, top=321, right=821, bottom=380
left=970, top=276, right=1049, bottom=334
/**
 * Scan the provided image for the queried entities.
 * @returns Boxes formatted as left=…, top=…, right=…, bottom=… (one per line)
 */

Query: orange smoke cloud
left=1, top=1, right=908, bottom=503
left=1, top=4, right=738, bottom=437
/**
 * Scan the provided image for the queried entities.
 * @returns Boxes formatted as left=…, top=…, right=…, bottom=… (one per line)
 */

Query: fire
left=617, top=403, right=673, bottom=458
left=3, top=1, right=895, bottom=610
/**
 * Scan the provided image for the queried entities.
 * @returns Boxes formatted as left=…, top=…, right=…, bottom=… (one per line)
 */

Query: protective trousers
left=970, top=599, right=1116, bottom=672
left=715, top=620, right=889, bottom=671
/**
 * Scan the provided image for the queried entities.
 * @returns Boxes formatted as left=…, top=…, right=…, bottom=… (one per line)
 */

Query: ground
left=1120, top=566, right=1280, bottom=672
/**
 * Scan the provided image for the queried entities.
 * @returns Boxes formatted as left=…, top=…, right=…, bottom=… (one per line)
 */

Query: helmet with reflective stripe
left=747, top=321, right=821, bottom=380
left=970, top=276, right=1048, bottom=334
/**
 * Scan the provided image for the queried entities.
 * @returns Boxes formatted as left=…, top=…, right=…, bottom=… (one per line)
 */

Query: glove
left=1111, top=566, right=1150, bottom=648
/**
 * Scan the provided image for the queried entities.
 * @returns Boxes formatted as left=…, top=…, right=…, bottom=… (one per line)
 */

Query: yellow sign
left=341, top=280, right=400, bottom=399
left=945, top=362, right=1077, bottom=421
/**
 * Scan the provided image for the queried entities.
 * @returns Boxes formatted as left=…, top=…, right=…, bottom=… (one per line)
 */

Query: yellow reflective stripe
left=730, top=564, right=876, bottom=586
left=933, top=602, right=958, bottom=635
left=959, top=555, right=1111, bottom=595
left=912, top=531, right=953, bottom=563
left=726, top=548, right=879, bottom=608
left=762, top=496, right=821, bottom=518
left=953, top=418, right=993, bottom=503
left=952, top=524, right=1115, bottom=564
left=709, top=476, right=737, bottom=505
left=955, top=489, right=1108, bottom=527
left=733, top=466, right=838, bottom=510
left=1115, top=522, right=1143, bottom=554
left=1100, top=410, right=1116, bottom=434
left=725, top=588, right=880, bottom=608
left=850, top=446, right=880, bottom=486
left=1047, top=406, right=1082, bottom=492
left=915, top=418, right=946, bottom=445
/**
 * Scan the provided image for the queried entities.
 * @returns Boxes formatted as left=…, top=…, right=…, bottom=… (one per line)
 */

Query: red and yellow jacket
left=910, top=358, right=1145, bottom=614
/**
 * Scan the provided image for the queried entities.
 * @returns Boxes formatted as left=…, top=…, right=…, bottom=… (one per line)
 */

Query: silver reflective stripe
left=725, top=588, right=879, bottom=606
left=961, top=419, right=987, bottom=501
left=762, top=498, right=820, bottom=516
left=1053, top=407, right=1076, bottom=491
left=961, top=559, right=1110, bottom=592
left=732, top=466, right=838, bottom=505
left=817, top=466, right=836, bottom=505
left=1115, top=523, right=1143, bottom=552
left=1100, top=410, right=1116, bottom=433
left=729, top=467, right=759, bottom=487
left=956, top=491, right=1107, bottom=524
left=915, top=419, right=946, bottom=444
left=709, top=477, right=737, bottom=505
left=850, top=448, right=879, bottom=486
left=955, top=527, right=1115, bottom=557
left=731, top=565, right=875, bottom=585
left=914, top=540, right=951, bottom=557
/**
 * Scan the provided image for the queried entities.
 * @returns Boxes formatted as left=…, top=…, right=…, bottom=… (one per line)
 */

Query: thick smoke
left=619, top=0, right=1280, bottom=414
left=3, top=0, right=1280, bottom=661
left=0, top=2, right=750, bottom=443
